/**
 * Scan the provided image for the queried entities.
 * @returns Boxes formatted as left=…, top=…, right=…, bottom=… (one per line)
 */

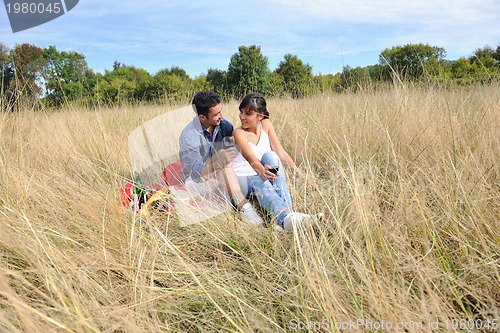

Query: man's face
left=200, top=103, right=223, bottom=128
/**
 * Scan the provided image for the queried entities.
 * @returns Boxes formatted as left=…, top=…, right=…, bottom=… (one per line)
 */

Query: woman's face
left=239, top=107, right=263, bottom=129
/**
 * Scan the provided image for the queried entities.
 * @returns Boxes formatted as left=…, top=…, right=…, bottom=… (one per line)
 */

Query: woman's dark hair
left=192, top=91, right=221, bottom=117
left=239, top=93, right=270, bottom=119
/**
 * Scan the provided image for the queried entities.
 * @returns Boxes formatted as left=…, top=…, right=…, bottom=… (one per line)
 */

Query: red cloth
left=119, top=182, right=133, bottom=207
left=162, top=161, right=183, bottom=187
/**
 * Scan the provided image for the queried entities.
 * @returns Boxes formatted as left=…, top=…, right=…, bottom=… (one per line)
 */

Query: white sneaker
left=283, top=212, right=305, bottom=231
left=240, top=202, right=265, bottom=226
left=283, top=212, right=323, bottom=231
left=273, top=224, right=285, bottom=232
left=309, top=213, right=324, bottom=227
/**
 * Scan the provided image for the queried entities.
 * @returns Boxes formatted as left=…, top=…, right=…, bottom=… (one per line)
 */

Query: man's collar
left=193, top=116, right=208, bottom=133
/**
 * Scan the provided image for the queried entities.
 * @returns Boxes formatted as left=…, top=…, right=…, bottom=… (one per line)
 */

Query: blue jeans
left=236, top=151, right=292, bottom=226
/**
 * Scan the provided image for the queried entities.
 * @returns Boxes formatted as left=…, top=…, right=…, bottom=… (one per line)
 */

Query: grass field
left=0, top=84, right=499, bottom=332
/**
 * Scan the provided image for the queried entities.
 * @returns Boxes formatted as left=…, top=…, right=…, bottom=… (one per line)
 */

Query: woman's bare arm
left=233, top=128, right=276, bottom=180
left=262, top=119, right=303, bottom=176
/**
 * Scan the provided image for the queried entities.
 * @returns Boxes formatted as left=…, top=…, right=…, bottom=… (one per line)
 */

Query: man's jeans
left=236, top=151, right=292, bottom=226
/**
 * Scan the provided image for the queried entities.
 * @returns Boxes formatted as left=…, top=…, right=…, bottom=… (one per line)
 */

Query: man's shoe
left=240, top=202, right=264, bottom=226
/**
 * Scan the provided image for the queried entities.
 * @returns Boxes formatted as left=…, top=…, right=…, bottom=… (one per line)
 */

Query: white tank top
left=232, top=123, right=272, bottom=177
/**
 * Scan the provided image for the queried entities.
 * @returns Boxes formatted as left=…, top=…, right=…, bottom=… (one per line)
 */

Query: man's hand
left=212, top=147, right=237, bottom=171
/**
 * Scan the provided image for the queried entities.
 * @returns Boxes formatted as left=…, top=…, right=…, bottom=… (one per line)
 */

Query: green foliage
left=94, top=65, right=151, bottom=104
left=448, top=46, right=500, bottom=84
left=335, top=65, right=382, bottom=92
left=2, top=40, right=500, bottom=111
left=9, top=43, right=47, bottom=96
left=312, top=74, right=338, bottom=93
left=494, top=45, right=500, bottom=62
left=0, top=43, right=14, bottom=111
left=206, top=68, right=227, bottom=98
left=472, top=45, right=497, bottom=65
left=152, top=67, right=192, bottom=101
left=275, top=54, right=313, bottom=97
left=379, top=43, right=446, bottom=80
left=0, top=43, right=47, bottom=111
left=226, top=45, right=273, bottom=97
left=0, top=43, right=8, bottom=64
left=42, top=46, right=93, bottom=107
left=0, top=43, right=12, bottom=92
left=192, top=74, right=209, bottom=93
left=267, top=72, right=287, bottom=97
left=470, top=46, right=499, bottom=80
left=451, top=58, right=472, bottom=79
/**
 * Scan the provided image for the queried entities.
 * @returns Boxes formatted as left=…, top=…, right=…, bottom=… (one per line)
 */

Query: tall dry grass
left=0, top=84, right=499, bottom=332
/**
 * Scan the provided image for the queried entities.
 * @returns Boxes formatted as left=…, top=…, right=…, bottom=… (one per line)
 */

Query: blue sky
left=1, top=0, right=500, bottom=78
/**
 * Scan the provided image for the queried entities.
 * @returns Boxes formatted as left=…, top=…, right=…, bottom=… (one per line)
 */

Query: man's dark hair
left=192, top=91, right=221, bottom=117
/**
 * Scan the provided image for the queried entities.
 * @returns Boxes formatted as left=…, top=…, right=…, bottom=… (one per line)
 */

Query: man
left=179, top=91, right=263, bottom=226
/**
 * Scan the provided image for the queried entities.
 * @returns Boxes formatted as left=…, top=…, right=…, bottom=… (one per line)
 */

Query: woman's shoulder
left=232, top=127, right=246, bottom=141
left=232, top=127, right=245, bottom=135
left=261, top=118, right=274, bottom=133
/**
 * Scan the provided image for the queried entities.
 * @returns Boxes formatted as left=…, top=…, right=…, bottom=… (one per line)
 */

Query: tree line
left=1, top=42, right=499, bottom=111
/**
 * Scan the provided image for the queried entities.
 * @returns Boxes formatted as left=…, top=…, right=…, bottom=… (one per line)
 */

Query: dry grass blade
left=0, top=84, right=499, bottom=331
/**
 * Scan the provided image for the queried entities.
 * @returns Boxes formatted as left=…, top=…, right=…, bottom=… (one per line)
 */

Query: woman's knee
left=261, top=151, right=280, bottom=167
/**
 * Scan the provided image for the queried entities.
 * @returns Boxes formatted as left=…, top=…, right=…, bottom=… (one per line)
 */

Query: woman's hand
left=260, top=165, right=278, bottom=181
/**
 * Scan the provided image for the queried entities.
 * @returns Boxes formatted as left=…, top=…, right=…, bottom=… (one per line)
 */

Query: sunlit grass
left=0, top=84, right=499, bottom=332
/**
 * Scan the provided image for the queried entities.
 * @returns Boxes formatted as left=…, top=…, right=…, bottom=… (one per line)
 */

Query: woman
left=232, top=93, right=322, bottom=231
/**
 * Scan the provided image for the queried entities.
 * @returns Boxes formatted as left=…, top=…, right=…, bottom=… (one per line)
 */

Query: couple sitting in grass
left=179, top=91, right=323, bottom=231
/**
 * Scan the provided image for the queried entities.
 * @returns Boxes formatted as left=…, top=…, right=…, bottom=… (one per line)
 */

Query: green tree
left=192, top=74, right=209, bottom=93
left=151, top=67, right=193, bottom=102
left=275, top=54, right=313, bottom=97
left=471, top=46, right=497, bottom=69
left=42, top=45, right=92, bottom=107
left=379, top=43, right=446, bottom=80
left=335, top=66, right=369, bottom=91
left=226, top=45, right=272, bottom=97
left=451, top=57, right=472, bottom=79
left=206, top=68, right=227, bottom=97
left=1, top=43, right=12, bottom=93
left=493, top=44, right=500, bottom=63
left=313, top=73, right=337, bottom=93
left=0, top=43, right=14, bottom=111
left=95, top=64, right=151, bottom=105
left=9, top=43, right=47, bottom=97
left=166, top=66, right=189, bottom=79
left=469, top=46, right=500, bottom=82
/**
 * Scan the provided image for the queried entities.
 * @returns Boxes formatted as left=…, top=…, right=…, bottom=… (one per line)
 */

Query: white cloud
left=272, top=0, right=499, bottom=25
left=1, top=0, right=498, bottom=76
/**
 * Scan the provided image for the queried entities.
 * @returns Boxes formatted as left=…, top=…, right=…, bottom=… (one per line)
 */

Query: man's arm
left=198, top=118, right=236, bottom=179
left=179, top=133, right=205, bottom=183
left=179, top=131, right=237, bottom=182
left=179, top=118, right=237, bottom=183
left=199, top=147, right=237, bottom=180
